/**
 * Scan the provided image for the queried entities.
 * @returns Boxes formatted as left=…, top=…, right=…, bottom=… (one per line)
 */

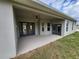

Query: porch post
left=0, top=1, right=16, bottom=59
left=37, top=19, right=40, bottom=35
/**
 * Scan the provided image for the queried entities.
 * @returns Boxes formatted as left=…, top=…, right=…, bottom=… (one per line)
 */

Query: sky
left=38, top=0, right=79, bottom=23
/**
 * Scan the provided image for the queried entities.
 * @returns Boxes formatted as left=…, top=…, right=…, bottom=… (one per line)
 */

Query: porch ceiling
left=12, top=0, right=76, bottom=21
left=14, top=7, right=63, bottom=21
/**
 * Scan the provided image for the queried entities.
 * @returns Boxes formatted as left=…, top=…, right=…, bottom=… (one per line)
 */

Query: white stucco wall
left=39, top=19, right=52, bottom=35
left=0, top=1, right=16, bottom=59
left=63, top=20, right=76, bottom=36
left=40, top=22, right=52, bottom=35
left=61, top=21, right=65, bottom=36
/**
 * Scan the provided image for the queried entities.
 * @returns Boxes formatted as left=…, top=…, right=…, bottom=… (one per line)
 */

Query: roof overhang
left=12, top=0, right=76, bottom=22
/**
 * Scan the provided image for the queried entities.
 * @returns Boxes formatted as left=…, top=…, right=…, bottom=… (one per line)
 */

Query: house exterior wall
left=40, top=20, right=52, bottom=35
left=14, top=7, right=77, bottom=40
left=0, top=1, right=16, bottom=59
left=63, top=20, right=76, bottom=36
left=40, top=22, right=52, bottom=35
left=16, top=18, right=53, bottom=36
left=17, top=17, right=65, bottom=36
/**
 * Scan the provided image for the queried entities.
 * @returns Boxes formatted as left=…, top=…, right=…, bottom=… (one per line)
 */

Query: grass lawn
left=14, top=32, right=79, bottom=59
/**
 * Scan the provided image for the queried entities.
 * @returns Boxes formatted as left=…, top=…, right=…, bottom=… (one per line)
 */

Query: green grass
left=14, top=32, right=79, bottom=59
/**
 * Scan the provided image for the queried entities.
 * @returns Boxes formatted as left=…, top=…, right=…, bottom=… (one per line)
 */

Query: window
left=66, top=21, right=69, bottom=32
left=30, top=25, right=32, bottom=30
left=23, top=23, right=27, bottom=34
left=42, top=23, right=44, bottom=31
left=72, top=22, right=74, bottom=30
left=47, top=23, right=50, bottom=31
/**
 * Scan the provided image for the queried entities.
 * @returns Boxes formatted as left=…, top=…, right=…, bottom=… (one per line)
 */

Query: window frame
left=72, top=22, right=74, bottom=30
left=66, top=21, right=69, bottom=32
left=47, top=23, right=50, bottom=31
left=42, top=23, right=44, bottom=31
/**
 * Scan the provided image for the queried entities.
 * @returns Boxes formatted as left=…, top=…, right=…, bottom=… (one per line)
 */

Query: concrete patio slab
left=17, top=35, right=63, bottom=55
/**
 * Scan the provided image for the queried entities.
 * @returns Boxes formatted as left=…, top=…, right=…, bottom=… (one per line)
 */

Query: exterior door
left=52, top=24, right=61, bottom=35
left=27, top=23, right=35, bottom=35
left=19, top=22, right=35, bottom=36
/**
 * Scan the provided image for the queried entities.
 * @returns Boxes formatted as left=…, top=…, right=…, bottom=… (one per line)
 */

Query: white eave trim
left=33, top=0, right=76, bottom=22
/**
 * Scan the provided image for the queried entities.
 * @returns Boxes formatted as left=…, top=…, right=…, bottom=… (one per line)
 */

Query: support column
left=37, top=19, right=40, bottom=35
left=0, top=1, right=16, bottom=59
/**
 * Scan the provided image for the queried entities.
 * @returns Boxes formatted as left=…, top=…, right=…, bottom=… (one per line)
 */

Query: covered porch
left=13, top=2, right=65, bottom=55
left=13, top=6, right=64, bottom=36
